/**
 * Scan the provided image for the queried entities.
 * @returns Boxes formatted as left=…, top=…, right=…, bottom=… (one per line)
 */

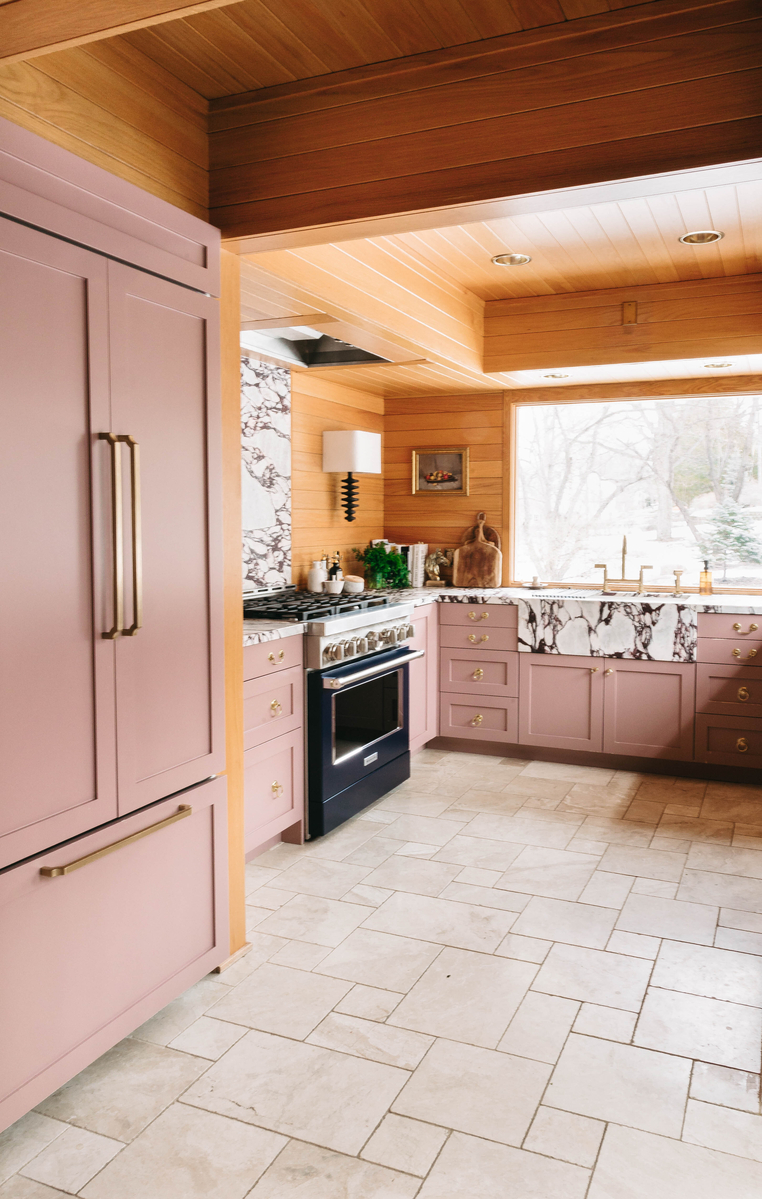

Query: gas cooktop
left=243, top=586, right=393, bottom=623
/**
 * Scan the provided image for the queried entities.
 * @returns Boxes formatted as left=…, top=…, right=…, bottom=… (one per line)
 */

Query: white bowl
left=343, top=579, right=364, bottom=594
left=324, top=580, right=345, bottom=595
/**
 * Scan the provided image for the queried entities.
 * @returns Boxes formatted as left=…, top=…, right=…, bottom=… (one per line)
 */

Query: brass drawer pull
left=738, top=687, right=750, bottom=702
left=604, top=668, right=614, bottom=676
left=270, top=699, right=282, bottom=715
left=733, top=648, right=741, bottom=658
left=737, top=737, right=749, bottom=753
left=268, top=650, right=285, bottom=664
left=40, top=805, right=192, bottom=877
left=271, top=781, right=284, bottom=796
left=470, top=714, right=484, bottom=726
left=472, top=668, right=484, bottom=680
left=733, top=622, right=758, bottom=633
left=749, top=649, right=757, bottom=659
left=468, top=611, right=489, bottom=621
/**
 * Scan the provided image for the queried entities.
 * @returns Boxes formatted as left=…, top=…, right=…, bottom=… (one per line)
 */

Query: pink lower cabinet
left=697, top=664, right=762, bottom=719
left=244, top=729, right=304, bottom=855
left=518, top=655, right=604, bottom=752
left=244, top=665, right=303, bottom=751
left=602, top=660, right=695, bottom=760
left=440, top=693, right=519, bottom=742
left=0, top=775, right=228, bottom=1134
left=441, top=648, right=518, bottom=697
left=409, top=604, right=439, bottom=752
left=696, top=713, right=762, bottom=768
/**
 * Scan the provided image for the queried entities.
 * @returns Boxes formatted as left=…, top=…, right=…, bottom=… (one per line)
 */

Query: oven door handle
left=323, top=649, right=424, bottom=689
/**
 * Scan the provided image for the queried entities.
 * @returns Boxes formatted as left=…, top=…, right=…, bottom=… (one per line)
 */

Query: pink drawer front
left=243, top=634, right=303, bottom=680
left=440, top=624, right=517, bottom=652
left=697, top=663, right=762, bottom=719
left=698, top=613, right=761, bottom=640
left=695, top=713, right=762, bottom=769
left=0, top=776, right=228, bottom=1133
left=244, top=664, right=303, bottom=751
left=244, top=727, right=304, bottom=855
left=440, top=648, right=518, bottom=697
left=440, top=692, right=518, bottom=742
left=439, top=603, right=517, bottom=628
left=697, top=638, right=762, bottom=666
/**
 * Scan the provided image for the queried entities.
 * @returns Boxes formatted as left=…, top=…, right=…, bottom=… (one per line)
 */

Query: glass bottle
left=699, top=560, right=713, bottom=595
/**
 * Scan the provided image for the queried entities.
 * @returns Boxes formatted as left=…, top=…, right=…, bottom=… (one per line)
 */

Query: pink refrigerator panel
left=0, top=218, right=118, bottom=868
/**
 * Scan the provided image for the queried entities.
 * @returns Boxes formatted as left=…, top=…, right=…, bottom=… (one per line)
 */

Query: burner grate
left=243, top=590, right=392, bottom=622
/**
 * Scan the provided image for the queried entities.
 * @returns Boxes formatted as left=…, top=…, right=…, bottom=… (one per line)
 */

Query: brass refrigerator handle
left=99, top=433, right=124, bottom=639
left=118, top=435, right=142, bottom=636
left=40, top=805, right=192, bottom=877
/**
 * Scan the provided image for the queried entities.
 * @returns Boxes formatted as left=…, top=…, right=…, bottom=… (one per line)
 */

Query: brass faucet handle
left=595, top=564, right=610, bottom=590
left=636, top=565, right=653, bottom=594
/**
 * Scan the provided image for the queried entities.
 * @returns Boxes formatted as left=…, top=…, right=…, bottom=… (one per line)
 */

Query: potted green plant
left=352, top=542, right=410, bottom=590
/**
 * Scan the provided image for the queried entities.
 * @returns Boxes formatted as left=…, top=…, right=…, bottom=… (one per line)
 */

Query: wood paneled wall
left=383, top=393, right=506, bottom=574
left=484, top=274, right=762, bottom=372
left=291, top=371, right=384, bottom=587
left=0, top=40, right=208, bottom=217
left=209, top=0, right=762, bottom=240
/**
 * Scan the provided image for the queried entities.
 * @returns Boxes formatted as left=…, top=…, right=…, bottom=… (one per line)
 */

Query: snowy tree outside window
left=514, top=394, right=762, bottom=590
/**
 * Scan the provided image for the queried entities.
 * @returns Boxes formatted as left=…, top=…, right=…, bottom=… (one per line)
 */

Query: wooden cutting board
left=452, top=512, right=502, bottom=588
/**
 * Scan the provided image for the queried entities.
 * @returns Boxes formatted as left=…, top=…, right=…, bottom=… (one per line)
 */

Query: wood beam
left=0, top=0, right=244, bottom=67
left=484, top=274, right=762, bottom=372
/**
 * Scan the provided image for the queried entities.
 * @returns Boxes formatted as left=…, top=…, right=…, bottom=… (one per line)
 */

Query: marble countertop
left=243, top=619, right=306, bottom=647
left=390, top=586, right=762, bottom=613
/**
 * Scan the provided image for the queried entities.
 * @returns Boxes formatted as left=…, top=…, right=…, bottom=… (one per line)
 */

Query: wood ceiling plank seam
left=85, top=37, right=208, bottom=121
left=559, top=0, right=612, bottom=16
left=463, top=0, right=524, bottom=37
left=252, top=0, right=372, bottom=73
left=551, top=205, right=643, bottom=290
left=611, top=198, right=683, bottom=285
left=307, top=0, right=411, bottom=61
left=490, top=210, right=604, bottom=295
left=484, top=272, right=762, bottom=312
left=160, top=10, right=271, bottom=90
left=224, top=1, right=334, bottom=78
left=353, top=0, right=450, bottom=55
left=643, top=189, right=720, bottom=280
left=122, top=23, right=253, bottom=96
left=29, top=48, right=208, bottom=170
left=182, top=6, right=299, bottom=88
left=407, top=0, right=484, bottom=44
left=736, top=182, right=762, bottom=273
left=703, top=184, right=749, bottom=277
left=672, top=186, right=727, bottom=279
left=380, top=233, right=485, bottom=305
left=396, top=225, right=506, bottom=298
left=511, top=0, right=569, bottom=30
left=122, top=27, right=241, bottom=96
left=587, top=201, right=665, bottom=285
left=208, top=0, right=761, bottom=126
left=358, top=236, right=484, bottom=323
left=0, top=59, right=208, bottom=203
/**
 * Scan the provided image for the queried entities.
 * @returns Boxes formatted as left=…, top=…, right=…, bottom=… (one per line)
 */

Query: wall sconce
left=322, top=430, right=381, bottom=522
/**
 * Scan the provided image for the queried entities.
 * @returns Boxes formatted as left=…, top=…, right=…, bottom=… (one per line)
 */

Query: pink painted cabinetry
left=409, top=602, right=439, bottom=752
left=696, top=614, right=762, bottom=768
left=439, top=605, right=519, bottom=742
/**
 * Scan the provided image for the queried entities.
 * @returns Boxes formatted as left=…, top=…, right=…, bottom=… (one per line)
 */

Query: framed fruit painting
left=412, top=448, right=470, bottom=496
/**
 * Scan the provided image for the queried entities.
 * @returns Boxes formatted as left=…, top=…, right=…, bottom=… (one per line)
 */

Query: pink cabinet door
left=440, top=648, right=518, bottom=697
left=244, top=664, right=304, bottom=751
left=107, top=263, right=224, bottom=814
left=0, top=775, right=228, bottom=1133
left=0, top=217, right=118, bottom=869
left=518, top=654, right=604, bottom=752
left=409, top=604, right=439, bottom=752
left=603, top=660, right=695, bottom=760
left=440, top=693, right=519, bottom=742
left=244, top=728, right=304, bottom=855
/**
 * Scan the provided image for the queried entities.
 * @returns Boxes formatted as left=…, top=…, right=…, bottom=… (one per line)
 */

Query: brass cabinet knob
left=473, top=668, right=484, bottom=680
left=733, top=647, right=742, bottom=658
left=470, top=714, right=484, bottom=726
left=480, top=633, right=489, bottom=643
left=270, top=699, right=282, bottom=715
left=738, top=687, right=750, bottom=702
left=604, top=668, right=614, bottom=676
left=271, top=780, right=284, bottom=796
left=734, top=623, right=742, bottom=631
left=268, top=649, right=285, bottom=664
left=736, top=738, right=749, bottom=754
left=468, top=611, right=489, bottom=621
left=468, top=633, right=476, bottom=642
left=590, top=667, right=599, bottom=673
left=749, top=649, right=757, bottom=659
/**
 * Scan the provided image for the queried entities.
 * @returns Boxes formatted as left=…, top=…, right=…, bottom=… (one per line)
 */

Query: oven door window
left=332, top=669, right=401, bottom=764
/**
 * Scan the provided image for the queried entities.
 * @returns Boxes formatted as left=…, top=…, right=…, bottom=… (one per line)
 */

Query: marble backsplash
left=241, top=358, right=291, bottom=588
left=518, top=598, right=696, bottom=661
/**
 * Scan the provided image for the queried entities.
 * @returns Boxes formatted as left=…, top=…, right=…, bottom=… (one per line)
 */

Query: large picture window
left=513, top=394, right=762, bottom=591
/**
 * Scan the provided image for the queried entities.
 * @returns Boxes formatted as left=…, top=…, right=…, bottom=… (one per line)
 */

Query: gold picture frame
left=412, top=447, right=470, bottom=496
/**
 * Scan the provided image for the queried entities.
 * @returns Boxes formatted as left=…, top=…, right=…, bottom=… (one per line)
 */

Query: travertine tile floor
left=4, top=751, right=762, bottom=1197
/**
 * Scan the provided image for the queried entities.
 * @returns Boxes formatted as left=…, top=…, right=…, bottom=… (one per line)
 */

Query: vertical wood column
left=220, top=246, right=246, bottom=958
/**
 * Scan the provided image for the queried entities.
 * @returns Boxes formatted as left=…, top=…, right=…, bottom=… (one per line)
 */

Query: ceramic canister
left=307, top=560, right=327, bottom=593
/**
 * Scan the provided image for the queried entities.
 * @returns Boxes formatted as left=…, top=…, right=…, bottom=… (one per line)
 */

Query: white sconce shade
left=322, top=430, right=381, bottom=474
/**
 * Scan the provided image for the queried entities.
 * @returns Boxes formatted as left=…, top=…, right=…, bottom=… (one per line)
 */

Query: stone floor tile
left=631, top=878, right=679, bottom=898
left=623, top=799, right=665, bottom=824
left=524, top=1106, right=605, bottom=1167
left=250, top=1139, right=422, bottom=1199
left=720, top=908, right=762, bottom=933
left=379, top=813, right=468, bottom=847
left=606, top=929, right=660, bottom=958
left=251, top=886, right=297, bottom=909
left=733, top=826, right=762, bottom=849
left=520, top=794, right=563, bottom=810
left=432, top=834, right=524, bottom=872
left=520, top=761, right=615, bottom=784
left=358, top=808, right=400, bottom=825
left=664, top=803, right=702, bottom=817
left=268, top=940, right=333, bottom=970
left=566, top=837, right=609, bottom=854
left=245, top=905, right=272, bottom=933
left=598, top=844, right=687, bottom=882
left=502, top=776, right=574, bottom=802
left=465, top=813, right=579, bottom=850
left=361, top=1113, right=448, bottom=1176
left=634, top=986, right=762, bottom=1071
left=79, top=1104, right=285, bottom=1199
left=545, top=1033, right=690, bottom=1136
left=0, top=1116, right=68, bottom=1188
left=335, top=983, right=404, bottom=1021
left=716, top=926, right=762, bottom=954
left=0, top=1179, right=68, bottom=1199
left=304, top=819, right=382, bottom=862
left=678, top=869, right=762, bottom=913
left=363, top=891, right=516, bottom=952
left=701, top=788, right=762, bottom=824
left=21, top=1126, right=122, bottom=1194
left=417, top=1131, right=590, bottom=1199
left=683, top=1098, right=762, bottom=1162
left=251, top=842, right=309, bottom=870
left=559, top=789, right=632, bottom=819
left=393, top=841, right=440, bottom=857
left=691, top=1061, right=761, bottom=1113
left=532, top=943, right=651, bottom=1010
left=578, top=870, right=635, bottom=908
left=130, top=975, right=231, bottom=1046
left=215, top=932, right=289, bottom=986
left=183, top=1029, right=408, bottom=1155
left=207, top=963, right=352, bottom=1039
left=495, top=846, right=599, bottom=901
left=512, top=896, right=618, bottom=949
left=393, top=1039, right=550, bottom=1146
left=688, top=842, right=762, bottom=881
left=254, top=893, right=372, bottom=947
left=573, top=1003, right=637, bottom=1043
left=495, top=933, right=553, bottom=963
left=344, top=837, right=407, bottom=867
left=314, top=928, right=442, bottom=992
left=341, top=883, right=394, bottom=908
left=361, top=855, right=460, bottom=896
left=446, top=790, right=525, bottom=815
left=651, top=939, right=762, bottom=1006
left=244, top=865, right=283, bottom=895
left=307, top=1012, right=433, bottom=1069
left=455, top=866, right=501, bottom=886
left=273, top=857, right=371, bottom=900
left=439, top=882, right=526, bottom=912
left=35, top=1038, right=206, bottom=1142
left=657, top=816, right=733, bottom=845
left=388, top=947, right=537, bottom=1048
left=588, top=1123, right=762, bottom=1199
left=169, top=1016, right=247, bottom=1060
left=616, top=892, right=718, bottom=945
left=498, top=991, right=579, bottom=1063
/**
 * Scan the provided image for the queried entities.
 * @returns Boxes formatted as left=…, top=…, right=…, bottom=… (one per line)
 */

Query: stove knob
left=355, top=636, right=368, bottom=655
left=344, top=639, right=356, bottom=657
left=367, top=631, right=378, bottom=649
left=397, top=624, right=408, bottom=641
left=406, top=623, right=415, bottom=639
left=330, top=642, right=343, bottom=661
left=322, top=645, right=333, bottom=665
left=382, top=628, right=395, bottom=645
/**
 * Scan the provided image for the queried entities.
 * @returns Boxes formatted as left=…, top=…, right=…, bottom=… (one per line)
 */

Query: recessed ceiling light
left=544, top=373, right=569, bottom=379
left=492, top=253, right=532, bottom=266
left=704, top=362, right=733, bottom=368
left=679, top=230, right=724, bottom=244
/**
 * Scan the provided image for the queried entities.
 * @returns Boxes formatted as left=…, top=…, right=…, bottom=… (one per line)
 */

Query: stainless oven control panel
left=320, top=621, right=416, bottom=666
left=304, top=602, right=416, bottom=671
